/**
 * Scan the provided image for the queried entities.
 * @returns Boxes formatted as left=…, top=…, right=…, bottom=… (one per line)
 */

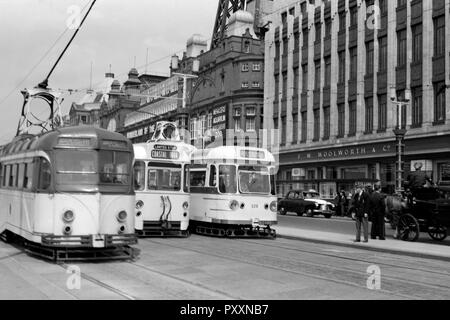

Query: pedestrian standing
left=353, top=184, right=370, bottom=243
left=369, top=185, right=386, bottom=240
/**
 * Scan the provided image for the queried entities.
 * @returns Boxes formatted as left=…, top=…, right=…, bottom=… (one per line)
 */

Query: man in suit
left=352, top=184, right=370, bottom=243
left=369, top=184, right=386, bottom=240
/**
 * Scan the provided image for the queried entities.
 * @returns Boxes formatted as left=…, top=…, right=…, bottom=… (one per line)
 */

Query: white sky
left=0, top=0, right=217, bottom=143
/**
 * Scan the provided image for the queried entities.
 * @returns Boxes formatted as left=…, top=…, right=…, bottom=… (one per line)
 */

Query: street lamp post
left=390, top=88, right=411, bottom=195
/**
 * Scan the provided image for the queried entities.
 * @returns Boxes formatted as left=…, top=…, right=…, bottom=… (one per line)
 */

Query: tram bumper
left=41, top=233, right=137, bottom=248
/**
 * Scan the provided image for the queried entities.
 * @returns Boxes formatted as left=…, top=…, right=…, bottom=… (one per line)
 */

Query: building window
left=241, top=82, right=249, bottom=88
left=379, top=0, right=387, bottom=15
left=325, top=18, right=331, bottom=38
left=324, top=57, right=331, bottom=87
left=241, top=63, right=249, bottom=72
left=207, top=113, right=213, bottom=130
left=315, top=22, right=321, bottom=43
left=412, top=25, right=423, bottom=63
left=246, top=117, right=256, bottom=132
left=349, top=48, right=357, bottom=80
left=294, top=31, right=300, bottom=50
left=323, top=106, right=330, bottom=140
left=283, top=38, right=288, bottom=56
left=313, top=109, right=320, bottom=141
left=349, top=101, right=357, bottom=136
left=350, top=7, right=358, bottom=27
left=293, top=67, right=299, bottom=95
left=302, top=65, right=308, bottom=92
left=397, top=29, right=407, bottom=67
left=235, top=119, right=241, bottom=132
left=244, top=41, right=251, bottom=53
left=275, top=41, right=280, bottom=59
left=338, top=103, right=345, bottom=137
left=301, top=111, right=307, bottom=142
left=252, top=82, right=260, bottom=88
left=434, top=82, right=446, bottom=124
left=281, top=116, right=287, bottom=145
left=281, top=11, right=287, bottom=24
left=339, top=12, right=346, bottom=32
left=366, top=41, right=374, bottom=75
left=365, top=97, right=374, bottom=133
left=411, top=89, right=422, bottom=127
left=315, top=61, right=321, bottom=90
left=378, top=94, right=387, bottom=131
left=274, top=75, right=280, bottom=100
left=252, top=63, right=261, bottom=71
left=246, top=107, right=256, bottom=116
left=398, top=0, right=406, bottom=8
left=293, top=114, right=298, bottom=143
left=303, top=29, right=309, bottom=49
left=434, top=16, right=445, bottom=57
left=379, top=36, right=388, bottom=72
left=234, top=108, right=241, bottom=117
left=282, top=72, right=288, bottom=99
left=289, top=7, right=295, bottom=16
left=338, top=51, right=346, bottom=83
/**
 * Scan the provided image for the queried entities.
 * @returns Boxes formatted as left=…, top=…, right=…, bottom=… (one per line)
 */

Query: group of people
left=351, top=184, right=386, bottom=242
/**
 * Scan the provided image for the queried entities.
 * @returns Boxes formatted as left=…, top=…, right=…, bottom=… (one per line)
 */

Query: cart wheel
left=428, top=225, right=447, bottom=241
left=279, top=207, right=287, bottom=215
left=397, top=214, right=420, bottom=242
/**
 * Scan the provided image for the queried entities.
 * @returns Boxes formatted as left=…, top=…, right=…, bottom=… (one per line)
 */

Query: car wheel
left=324, top=214, right=332, bottom=219
left=306, top=208, right=314, bottom=217
left=296, top=211, right=303, bottom=216
left=279, top=207, right=287, bottom=215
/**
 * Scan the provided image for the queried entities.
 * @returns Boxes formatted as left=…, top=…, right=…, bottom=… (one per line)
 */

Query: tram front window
left=99, top=151, right=130, bottom=185
left=56, top=151, right=97, bottom=185
left=148, top=164, right=182, bottom=191
left=238, top=166, right=270, bottom=194
left=218, top=165, right=237, bottom=194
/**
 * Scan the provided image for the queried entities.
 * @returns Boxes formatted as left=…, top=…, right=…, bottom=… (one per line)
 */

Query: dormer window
left=244, top=41, right=251, bottom=53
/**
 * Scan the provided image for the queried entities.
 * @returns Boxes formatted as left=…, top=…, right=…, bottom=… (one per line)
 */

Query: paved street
left=278, top=214, right=450, bottom=246
left=1, top=233, right=449, bottom=300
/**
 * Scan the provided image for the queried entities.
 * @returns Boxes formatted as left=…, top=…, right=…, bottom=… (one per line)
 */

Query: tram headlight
left=136, top=200, right=144, bottom=210
left=229, top=200, right=239, bottom=211
left=117, top=211, right=128, bottom=222
left=62, top=210, right=75, bottom=223
left=63, top=225, right=72, bottom=235
left=182, top=201, right=189, bottom=210
left=269, top=201, right=277, bottom=212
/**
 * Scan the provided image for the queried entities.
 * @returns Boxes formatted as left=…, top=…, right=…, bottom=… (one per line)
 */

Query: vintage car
left=278, top=190, right=335, bottom=218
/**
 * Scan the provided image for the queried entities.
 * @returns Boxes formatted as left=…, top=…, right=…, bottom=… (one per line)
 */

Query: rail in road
left=1, top=235, right=449, bottom=300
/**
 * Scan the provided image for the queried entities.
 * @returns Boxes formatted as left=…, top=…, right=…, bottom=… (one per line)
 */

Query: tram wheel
left=397, top=214, right=420, bottom=242
left=428, top=225, right=447, bottom=241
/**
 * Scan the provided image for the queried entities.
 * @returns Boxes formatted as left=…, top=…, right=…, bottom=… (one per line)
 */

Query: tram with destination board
left=189, top=146, right=278, bottom=238
left=133, top=122, right=194, bottom=237
left=0, top=123, right=137, bottom=261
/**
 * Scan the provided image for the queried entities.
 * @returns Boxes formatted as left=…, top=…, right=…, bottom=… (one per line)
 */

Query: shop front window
left=341, top=167, right=366, bottom=180
left=439, top=163, right=450, bottom=184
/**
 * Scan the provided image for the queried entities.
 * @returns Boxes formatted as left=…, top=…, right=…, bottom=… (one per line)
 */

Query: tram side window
left=219, top=165, right=237, bottom=194
left=184, top=165, right=190, bottom=193
left=18, top=163, right=25, bottom=189
left=8, top=164, right=15, bottom=187
left=38, top=158, right=51, bottom=191
left=23, top=163, right=31, bottom=189
left=190, top=170, right=206, bottom=187
left=133, top=161, right=145, bottom=191
left=4, top=165, right=10, bottom=187
left=209, top=165, right=217, bottom=187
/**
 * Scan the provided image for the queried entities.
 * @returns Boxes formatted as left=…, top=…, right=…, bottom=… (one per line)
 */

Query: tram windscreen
left=99, top=151, right=130, bottom=185
left=238, top=166, right=270, bottom=194
left=55, top=150, right=98, bottom=185
left=147, top=164, right=182, bottom=191
left=218, top=165, right=237, bottom=194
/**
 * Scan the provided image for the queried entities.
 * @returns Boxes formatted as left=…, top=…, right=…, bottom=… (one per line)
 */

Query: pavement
left=276, top=216, right=450, bottom=262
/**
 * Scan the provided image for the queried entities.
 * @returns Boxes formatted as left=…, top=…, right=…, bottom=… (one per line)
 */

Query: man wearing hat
left=352, top=184, right=370, bottom=242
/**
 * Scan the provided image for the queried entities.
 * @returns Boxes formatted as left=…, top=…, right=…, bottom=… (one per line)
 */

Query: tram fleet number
left=180, top=304, right=269, bottom=317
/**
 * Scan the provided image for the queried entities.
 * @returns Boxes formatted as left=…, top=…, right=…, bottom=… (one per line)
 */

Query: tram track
left=142, top=237, right=450, bottom=300
left=58, top=263, right=137, bottom=300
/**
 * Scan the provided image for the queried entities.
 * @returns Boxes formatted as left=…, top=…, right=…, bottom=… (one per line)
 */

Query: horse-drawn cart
left=387, top=186, right=450, bottom=242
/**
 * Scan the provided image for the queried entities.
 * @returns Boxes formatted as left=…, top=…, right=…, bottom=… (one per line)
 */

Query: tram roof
left=133, top=140, right=196, bottom=162
left=191, top=146, right=275, bottom=164
left=0, top=126, right=132, bottom=157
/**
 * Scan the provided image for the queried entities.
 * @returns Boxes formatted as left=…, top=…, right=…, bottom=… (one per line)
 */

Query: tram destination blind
left=152, top=145, right=179, bottom=160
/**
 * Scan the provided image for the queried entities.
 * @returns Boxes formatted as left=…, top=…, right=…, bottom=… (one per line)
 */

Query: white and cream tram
left=189, top=146, right=278, bottom=238
left=133, top=122, right=194, bottom=237
left=0, top=126, right=137, bottom=261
